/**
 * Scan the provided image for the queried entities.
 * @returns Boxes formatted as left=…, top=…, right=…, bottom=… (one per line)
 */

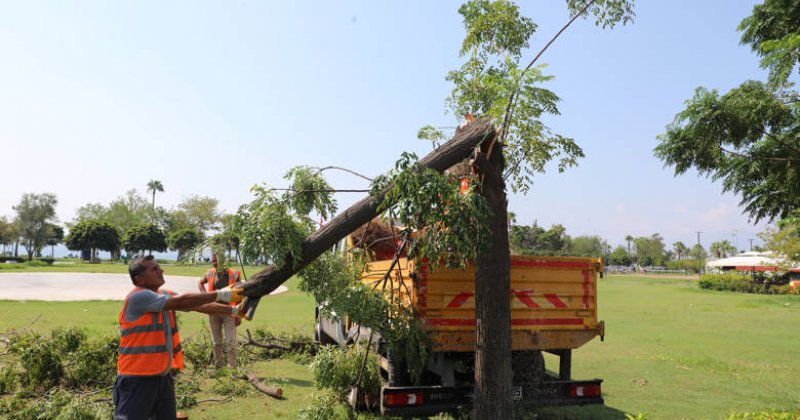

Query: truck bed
left=363, top=255, right=604, bottom=352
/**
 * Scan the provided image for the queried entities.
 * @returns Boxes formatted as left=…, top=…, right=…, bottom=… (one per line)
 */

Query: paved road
left=0, top=273, right=288, bottom=301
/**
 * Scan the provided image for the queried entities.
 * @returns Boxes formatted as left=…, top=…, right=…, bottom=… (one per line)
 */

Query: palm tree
left=507, top=211, right=517, bottom=229
left=709, top=241, right=735, bottom=259
left=673, top=241, right=687, bottom=261
left=146, top=180, right=164, bottom=210
left=625, top=235, right=634, bottom=256
left=719, top=240, right=736, bottom=257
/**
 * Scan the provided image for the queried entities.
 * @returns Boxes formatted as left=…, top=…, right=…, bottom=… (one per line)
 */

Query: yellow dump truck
left=315, top=255, right=605, bottom=416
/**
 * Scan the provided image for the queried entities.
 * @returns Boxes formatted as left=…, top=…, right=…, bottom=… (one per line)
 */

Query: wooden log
left=245, top=371, right=283, bottom=399
left=240, top=118, right=496, bottom=319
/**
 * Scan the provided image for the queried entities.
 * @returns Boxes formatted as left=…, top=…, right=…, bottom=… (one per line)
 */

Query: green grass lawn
left=0, top=271, right=798, bottom=419
left=0, top=261, right=264, bottom=278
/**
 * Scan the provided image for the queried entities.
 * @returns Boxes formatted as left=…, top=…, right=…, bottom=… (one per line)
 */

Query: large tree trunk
left=239, top=119, right=496, bottom=318
left=473, top=138, right=513, bottom=418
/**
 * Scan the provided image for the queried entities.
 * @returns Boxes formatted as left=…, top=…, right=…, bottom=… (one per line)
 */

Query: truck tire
left=386, top=349, right=410, bottom=386
left=511, top=350, right=546, bottom=384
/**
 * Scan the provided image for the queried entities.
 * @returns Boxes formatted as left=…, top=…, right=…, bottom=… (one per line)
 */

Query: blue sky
left=0, top=1, right=770, bottom=254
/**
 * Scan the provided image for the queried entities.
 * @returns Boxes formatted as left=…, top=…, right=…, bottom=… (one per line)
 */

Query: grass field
left=0, top=270, right=798, bottom=419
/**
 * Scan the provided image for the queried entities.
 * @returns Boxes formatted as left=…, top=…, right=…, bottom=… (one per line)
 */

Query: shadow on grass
left=261, top=376, right=314, bottom=387
left=526, top=404, right=631, bottom=419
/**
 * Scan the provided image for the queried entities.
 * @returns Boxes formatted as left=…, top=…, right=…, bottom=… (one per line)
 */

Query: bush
left=310, top=345, right=381, bottom=399
left=0, top=257, right=24, bottom=263
left=36, top=257, right=55, bottom=265
left=51, top=327, right=87, bottom=354
left=64, top=337, right=118, bottom=389
left=21, top=342, right=63, bottom=393
left=25, top=260, right=51, bottom=267
left=725, top=410, right=799, bottom=419
left=699, top=272, right=793, bottom=294
left=0, top=365, right=17, bottom=395
left=181, top=330, right=214, bottom=370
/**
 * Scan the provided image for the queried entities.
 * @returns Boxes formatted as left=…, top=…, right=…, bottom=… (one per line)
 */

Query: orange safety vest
left=117, top=287, right=184, bottom=376
left=205, top=268, right=241, bottom=307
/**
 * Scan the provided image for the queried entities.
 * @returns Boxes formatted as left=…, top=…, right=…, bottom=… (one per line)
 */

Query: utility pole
left=696, top=231, right=703, bottom=274
left=749, top=238, right=754, bottom=251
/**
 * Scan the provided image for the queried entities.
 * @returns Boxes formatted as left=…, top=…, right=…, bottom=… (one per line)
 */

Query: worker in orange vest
left=198, top=252, right=242, bottom=369
left=114, top=255, right=243, bottom=420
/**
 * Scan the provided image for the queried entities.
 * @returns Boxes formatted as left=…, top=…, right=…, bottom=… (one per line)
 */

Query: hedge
left=699, top=272, right=798, bottom=295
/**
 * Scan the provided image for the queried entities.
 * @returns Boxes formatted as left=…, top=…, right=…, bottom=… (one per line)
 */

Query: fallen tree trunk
left=245, top=371, right=283, bottom=399
left=240, top=119, right=495, bottom=319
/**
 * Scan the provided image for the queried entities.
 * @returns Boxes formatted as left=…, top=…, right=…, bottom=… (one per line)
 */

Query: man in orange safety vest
left=198, top=252, right=242, bottom=369
left=114, top=255, right=243, bottom=420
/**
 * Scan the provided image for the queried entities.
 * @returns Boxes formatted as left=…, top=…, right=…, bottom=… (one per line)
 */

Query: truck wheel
left=386, top=350, right=410, bottom=386
left=511, top=350, right=545, bottom=384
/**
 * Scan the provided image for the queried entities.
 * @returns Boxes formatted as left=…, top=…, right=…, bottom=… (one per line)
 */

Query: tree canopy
left=14, top=193, right=59, bottom=260
left=655, top=1, right=800, bottom=223
left=64, top=219, right=120, bottom=260
left=123, top=224, right=167, bottom=255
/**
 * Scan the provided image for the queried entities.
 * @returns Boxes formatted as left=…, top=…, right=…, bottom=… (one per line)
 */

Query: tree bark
left=473, top=138, right=513, bottom=418
left=239, top=119, right=496, bottom=318
left=244, top=371, right=283, bottom=398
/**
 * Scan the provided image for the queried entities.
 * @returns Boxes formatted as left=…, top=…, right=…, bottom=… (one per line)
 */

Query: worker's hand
left=231, top=303, right=245, bottom=320
left=215, top=286, right=245, bottom=303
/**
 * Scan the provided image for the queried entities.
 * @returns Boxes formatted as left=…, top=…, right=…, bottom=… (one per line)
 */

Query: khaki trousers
left=208, top=315, right=237, bottom=368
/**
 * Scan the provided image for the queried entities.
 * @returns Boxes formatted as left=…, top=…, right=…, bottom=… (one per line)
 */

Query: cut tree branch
left=238, top=119, right=496, bottom=319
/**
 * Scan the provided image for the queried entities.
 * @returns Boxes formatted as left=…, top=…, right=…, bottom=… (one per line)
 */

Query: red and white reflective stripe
left=512, top=289, right=540, bottom=308
left=582, top=269, right=590, bottom=309
left=446, top=292, right=474, bottom=308
left=510, top=259, right=594, bottom=269
left=427, top=318, right=584, bottom=326
left=444, top=289, right=568, bottom=309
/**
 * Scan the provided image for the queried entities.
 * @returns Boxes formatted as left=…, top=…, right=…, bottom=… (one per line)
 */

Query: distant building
left=706, top=251, right=798, bottom=273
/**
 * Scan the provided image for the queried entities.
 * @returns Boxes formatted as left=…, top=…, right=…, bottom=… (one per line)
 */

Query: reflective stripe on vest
left=206, top=268, right=240, bottom=291
left=117, top=288, right=184, bottom=376
left=207, top=268, right=240, bottom=308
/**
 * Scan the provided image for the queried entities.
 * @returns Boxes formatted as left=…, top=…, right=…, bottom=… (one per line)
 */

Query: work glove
left=215, top=286, right=244, bottom=304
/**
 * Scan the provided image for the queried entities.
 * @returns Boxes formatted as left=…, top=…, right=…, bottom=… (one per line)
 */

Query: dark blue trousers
left=113, top=375, right=176, bottom=420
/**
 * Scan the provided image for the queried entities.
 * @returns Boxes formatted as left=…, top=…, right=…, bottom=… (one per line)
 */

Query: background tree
left=509, top=221, right=544, bottom=254
left=633, top=233, right=666, bottom=267
left=13, top=193, right=58, bottom=261
left=177, top=195, right=221, bottom=234
left=167, top=227, right=202, bottom=262
left=673, top=241, right=688, bottom=261
left=45, top=224, right=64, bottom=258
left=762, top=210, right=800, bottom=262
left=710, top=240, right=737, bottom=258
left=570, top=235, right=607, bottom=257
left=689, top=243, right=709, bottom=273
left=0, top=216, right=17, bottom=255
left=123, top=224, right=167, bottom=256
left=146, top=180, right=164, bottom=210
left=64, top=220, right=120, bottom=261
left=655, top=0, right=800, bottom=223
left=607, top=245, right=632, bottom=266
left=74, top=190, right=152, bottom=242
left=625, top=234, right=634, bottom=257
left=538, top=223, right=571, bottom=254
